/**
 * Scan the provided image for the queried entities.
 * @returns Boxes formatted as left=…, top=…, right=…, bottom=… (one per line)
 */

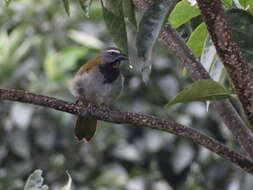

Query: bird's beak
left=118, top=53, right=129, bottom=61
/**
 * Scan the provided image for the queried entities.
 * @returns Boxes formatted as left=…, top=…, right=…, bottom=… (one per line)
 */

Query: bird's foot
left=75, top=96, right=89, bottom=107
left=86, top=104, right=111, bottom=120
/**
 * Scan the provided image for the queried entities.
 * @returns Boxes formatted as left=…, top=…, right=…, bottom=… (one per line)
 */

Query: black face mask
left=99, top=62, right=120, bottom=84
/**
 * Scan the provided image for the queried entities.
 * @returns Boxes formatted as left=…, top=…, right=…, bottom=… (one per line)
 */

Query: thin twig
left=0, top=88, right=253, bottom=174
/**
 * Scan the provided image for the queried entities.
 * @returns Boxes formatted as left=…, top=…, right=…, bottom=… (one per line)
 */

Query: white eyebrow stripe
left=106, top=49, right=121, bottom=54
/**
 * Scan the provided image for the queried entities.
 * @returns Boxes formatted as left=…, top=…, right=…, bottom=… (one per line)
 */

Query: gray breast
left=71, top=67, right=123, bottom=106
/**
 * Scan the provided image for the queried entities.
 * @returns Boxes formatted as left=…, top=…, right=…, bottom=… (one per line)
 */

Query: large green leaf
left=79, top=0, right=93, bottom=17
left=122, top=0, right=137, bottom=28
left=136, top=0, right=172, bottom=66
left=166, top=80, right=230, bottom=107
left=101, top=0, right=128, bottom=53
left=226, top=9, right=253, bottom=63
left=168, top=0, right=200, bottom=28
left=62, top=0, right=70, bottom=16
left=187, top=23, right=208, bottom=57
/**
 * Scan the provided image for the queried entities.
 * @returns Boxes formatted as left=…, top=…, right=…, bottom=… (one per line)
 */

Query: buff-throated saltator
left=70, top=47, right=128, bottom=142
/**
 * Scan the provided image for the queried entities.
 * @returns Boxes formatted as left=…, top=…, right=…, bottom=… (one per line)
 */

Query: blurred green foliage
left=0, top=0, right=253, bottom=190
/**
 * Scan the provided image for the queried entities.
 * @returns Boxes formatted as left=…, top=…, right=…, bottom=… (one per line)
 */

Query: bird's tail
left=75, top=116, right=97, bottom=142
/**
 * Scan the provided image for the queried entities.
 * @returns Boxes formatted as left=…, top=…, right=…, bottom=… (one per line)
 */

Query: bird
left=70, top=47, right=128, bottom=142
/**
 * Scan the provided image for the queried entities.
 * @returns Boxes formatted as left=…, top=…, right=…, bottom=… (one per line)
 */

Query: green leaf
left=186, top=23, right=208, bottom=57
left=24, top=170, right=49, bottom=190
left=62, top=0, right=70, bottom=16
left=239, top=0, right=253, bottom=14
left=79, top=0, right=93, bottom=17
left=101, top=0, right=128, bottom=53
left=122, top=0, right=137, bottom=28
left=223, top=0, right=233, bottom=6
left=226, top=9, right=253, bottom=63
left=200, top=36, right=228, bottom=113
left=168, top=0, right=200, bottom=28
left=166, top=80, right=230, bottom=107
left=136, top=0, right=172, bottom=65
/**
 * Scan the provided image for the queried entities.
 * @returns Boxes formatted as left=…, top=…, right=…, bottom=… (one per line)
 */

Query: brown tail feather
left=75, top=116, right=97, bottom=142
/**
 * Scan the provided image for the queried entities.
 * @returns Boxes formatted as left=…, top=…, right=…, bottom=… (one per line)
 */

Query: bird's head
left=98, top=47, right=128, bottom=83
left=101, top=47, right=128, bottom=68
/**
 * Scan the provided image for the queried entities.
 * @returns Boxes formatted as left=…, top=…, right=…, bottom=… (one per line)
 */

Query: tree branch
left=160, top=24, right=253, bottom=159
left=0, top=88, right=253, bottom=174
left=132, top=0, right=253, bottom=160
left=196, top=0, right=253, bottom=129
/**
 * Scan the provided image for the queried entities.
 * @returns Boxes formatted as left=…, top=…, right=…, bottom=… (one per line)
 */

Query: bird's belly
left=71, top=71, right=123, bottom=106
left=85, top=78, right=122, bottom=105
